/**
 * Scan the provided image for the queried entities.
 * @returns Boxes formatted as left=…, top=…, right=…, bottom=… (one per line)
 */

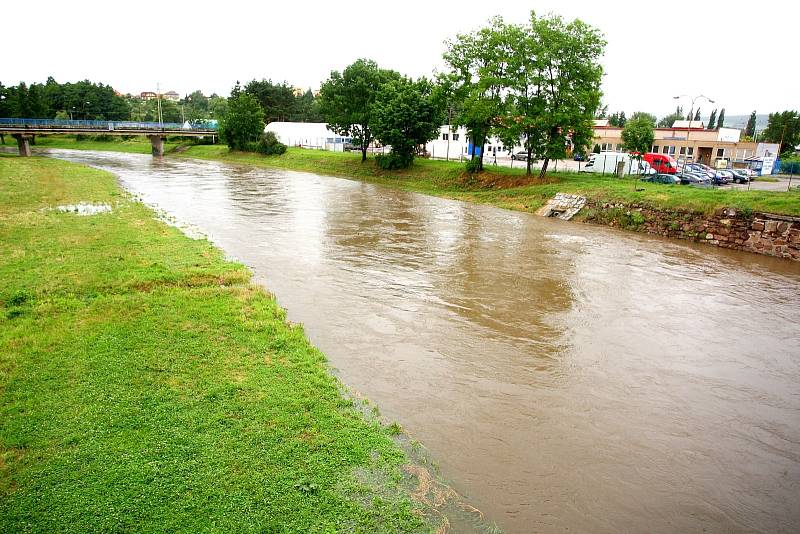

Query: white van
left=582, top=152, right=654, bottom=175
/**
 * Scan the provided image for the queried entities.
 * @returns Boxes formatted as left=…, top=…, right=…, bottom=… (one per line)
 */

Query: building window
left=442, top=133, right=449, bottom=141
left=662, top=146, right=669, bottom=154
left=616, top=144, right=623, bottom=151
left=600, top=143, right=613, bottom=151
left=652, top=145, right=659, bottom=153
left=717, top=148, right=725, bottom=157
left=453, top=133, right=460, bottom=141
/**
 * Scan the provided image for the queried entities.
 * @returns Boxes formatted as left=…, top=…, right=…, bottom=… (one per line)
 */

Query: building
left=592, top=119, right=779, bottom=168
left=265, top=122, right=352, bottom=151
left=139, top=91, right=157, bottom=101
left=163, top=91, right=180, bottom=102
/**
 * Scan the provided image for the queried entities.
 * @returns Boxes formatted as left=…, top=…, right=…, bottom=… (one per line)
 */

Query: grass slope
left=0, top=155, right=431, bottom=533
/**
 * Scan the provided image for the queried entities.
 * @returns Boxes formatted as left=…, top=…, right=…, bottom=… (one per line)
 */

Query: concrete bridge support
left=12, top=134, right=33, bottom=157
left=148, top=135, right=166, bottom=157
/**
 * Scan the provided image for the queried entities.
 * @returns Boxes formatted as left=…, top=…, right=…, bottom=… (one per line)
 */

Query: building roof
left=672, top=120, right=705, bottom=129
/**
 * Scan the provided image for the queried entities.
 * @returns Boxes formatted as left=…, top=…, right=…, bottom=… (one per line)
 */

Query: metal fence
left=0, top=118, right=217, bottom=132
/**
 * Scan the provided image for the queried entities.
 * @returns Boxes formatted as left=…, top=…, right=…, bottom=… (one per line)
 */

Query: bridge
left=0, top=118, right=218, bottom=157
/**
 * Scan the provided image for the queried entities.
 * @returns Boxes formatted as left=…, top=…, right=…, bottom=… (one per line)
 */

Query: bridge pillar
left=148, top=135, right=165, bottom=157
left=12, top=134, right=33, bottom=157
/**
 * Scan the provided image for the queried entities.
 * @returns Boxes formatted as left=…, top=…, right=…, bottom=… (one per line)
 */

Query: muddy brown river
left=46, top=150, right=800, bottom=533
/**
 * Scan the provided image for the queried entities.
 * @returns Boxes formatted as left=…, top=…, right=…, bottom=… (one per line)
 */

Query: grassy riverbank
left=0, top=134, right=185, bottom=154
left=0, top=154, right=437, bottom=532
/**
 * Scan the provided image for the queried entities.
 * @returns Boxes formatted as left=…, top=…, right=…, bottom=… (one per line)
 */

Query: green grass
left=179, top=145, right=800, bottom=217
left=0, top=155, right=435, bottom=533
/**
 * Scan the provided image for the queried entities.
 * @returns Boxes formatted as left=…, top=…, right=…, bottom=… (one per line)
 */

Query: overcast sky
left=3, top=0, right=797, bottom=118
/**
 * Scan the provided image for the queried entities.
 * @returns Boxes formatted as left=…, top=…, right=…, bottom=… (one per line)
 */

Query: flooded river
left=47, top=150, right=800, bottom=533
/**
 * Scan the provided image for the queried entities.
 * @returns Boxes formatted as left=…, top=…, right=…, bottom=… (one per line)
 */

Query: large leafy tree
left=443, top=17, right=513, bottom=172
left=219, top=85, right=265, bottom=151
left=291, top=89, right=323, bottom=122
left=244, top=79, right=296, bottom=123
left=318, top=59, right=399, bottom=162
left=526, top=12, right=605, bottom=177
left=717, top=108, right=725, bottom=128
left=762, top=110, right=800, bottom=154
left=621, top=114, right=655, bottom=154
left=372, top=77, right=443, bottom=168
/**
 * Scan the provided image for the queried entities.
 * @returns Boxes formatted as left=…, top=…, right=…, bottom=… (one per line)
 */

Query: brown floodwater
left=46, top=150, right=800, bottom=533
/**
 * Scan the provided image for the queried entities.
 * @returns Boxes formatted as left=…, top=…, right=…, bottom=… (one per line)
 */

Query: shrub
left=376, top=152, right=413, bottom=170
left=93, top=135, right=114, bottom=142
left=465, top=157, right=482, bottom=173
left=244, top=132, right=287, bottom=156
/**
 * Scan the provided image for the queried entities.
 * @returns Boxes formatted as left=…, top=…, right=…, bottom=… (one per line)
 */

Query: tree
left=694, top=108, right=701, bottom=121
left=630, top=111, right=656, bottom=124
left=717, top=108, right=725, bottom=128
left=372, top=77, right=442, bottom=168
left=443, top=16, right=514, bottom=172
left=318, top=59, right=399, bottom=162
left=707, top=108, right=717, bottom=129
left=658, top=105, right=683, bottom=127
left=245, top=79, right=296, bottom=123
left=762, top=110, right=800, bottom=154
left=745, top=110, right=757, bottom=137
left=523, top=12, right=605, bottom=177
left=218, top=86, right=265, bottom=151
left=291, top=89, right=323, bottom=122
left=621, top=114, right=655, bottom=155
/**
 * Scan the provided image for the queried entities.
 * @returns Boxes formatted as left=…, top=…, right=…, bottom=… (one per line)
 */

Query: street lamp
left=673, top=94, right=714, bottom=166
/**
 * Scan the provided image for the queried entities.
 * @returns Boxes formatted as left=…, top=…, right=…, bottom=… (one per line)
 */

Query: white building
left=425, top=125, right=518, bottom=161
left=264, top=122, right=352, bottom=151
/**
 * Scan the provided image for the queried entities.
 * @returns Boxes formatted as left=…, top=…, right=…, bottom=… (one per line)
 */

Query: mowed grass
left=180, top=145, right=800, bottom=217
left=0, top=155, right=431, bottom=533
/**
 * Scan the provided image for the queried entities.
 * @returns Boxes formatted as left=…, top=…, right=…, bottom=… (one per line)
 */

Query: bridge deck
left=0, top=118, right=217, bottom=137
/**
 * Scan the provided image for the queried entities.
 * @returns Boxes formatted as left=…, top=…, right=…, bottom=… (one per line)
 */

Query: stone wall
left=583, top=202, right=800, bottom=261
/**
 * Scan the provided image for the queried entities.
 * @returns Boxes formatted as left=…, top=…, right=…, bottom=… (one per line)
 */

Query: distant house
left=163, top=91, right=180, bottom=102
left=139, top=91, right=157, bottom=101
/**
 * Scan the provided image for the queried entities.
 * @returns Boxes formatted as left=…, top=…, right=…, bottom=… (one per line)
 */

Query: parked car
left=642, top=152, right=678, bottom=174
left=581, top=152, right=655, bottom=175
left=511, top=151, right=534, bottom=161
left=573, top=153, right=586, bottom=161
left=728, top=169, right=751, bottom=183
left=716, top=170, right=735, bottom=184
left=676, top=171, right=711, bottom=185
left=643, top=173, right=681, bottom=184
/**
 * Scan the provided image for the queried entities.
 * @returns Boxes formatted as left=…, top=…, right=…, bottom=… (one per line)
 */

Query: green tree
left=694, top=108, right=701, bottom=121
left=372, top=77, right=442, bottom=168
left=658, top=106, right=683, bottom=127
left=621, top=114, right=655, bottom=155
left=209, top=95, right=228, bottom=121
left=291, top=89, right=323, bottom=122
left=245, top=79, right=296, bottom=123
left=745, top=110, right=757, bottom=137
left=318, top=59, right=399, bottom=162
left=442, top=16, right=513, bottom=172
left=717, top=108, right=725, bottom=128
left=707, top=108, right=717, bottom=129
left=762, top=110, right=800, bottom=154
left=219, top=86, right=265, bottom=151
left=524, top=12, right=605, bottom=177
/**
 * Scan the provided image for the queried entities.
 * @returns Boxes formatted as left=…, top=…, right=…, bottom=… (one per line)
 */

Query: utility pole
left=156, top=82, right=163, bottom=127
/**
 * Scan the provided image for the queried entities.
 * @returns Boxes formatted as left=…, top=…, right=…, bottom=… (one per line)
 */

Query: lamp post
left=674, top=94, right=714, bottom=167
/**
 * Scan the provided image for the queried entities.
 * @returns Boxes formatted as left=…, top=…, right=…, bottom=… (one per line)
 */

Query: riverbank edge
left=0, top=155, right=487, bottom=532
left=578, top=202, right=800, bottom=261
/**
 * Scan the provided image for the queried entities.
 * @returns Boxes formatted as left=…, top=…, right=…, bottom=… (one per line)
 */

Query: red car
left=643, top=153, right=678, bottom=174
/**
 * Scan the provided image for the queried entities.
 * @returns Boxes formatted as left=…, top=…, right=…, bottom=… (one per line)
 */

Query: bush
left=244, top=132, right=287, bottom=156
left=464, top=157, right=482, bottom=173
left=375, top=152, right=413, bottom=170
left=75, top=134, right=87, bottom=141
left=93, top=135, right=114, bottom=142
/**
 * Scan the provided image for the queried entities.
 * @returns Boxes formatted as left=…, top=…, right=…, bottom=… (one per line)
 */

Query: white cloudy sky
left=3, top=0, right=797, bottom=118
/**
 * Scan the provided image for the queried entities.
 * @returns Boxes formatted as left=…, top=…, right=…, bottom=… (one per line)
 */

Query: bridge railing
left=0, top=118, right=218, bottom=132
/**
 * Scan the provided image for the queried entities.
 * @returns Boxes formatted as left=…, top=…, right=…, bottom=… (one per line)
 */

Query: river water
left=45, top=150, right=800, bottom=533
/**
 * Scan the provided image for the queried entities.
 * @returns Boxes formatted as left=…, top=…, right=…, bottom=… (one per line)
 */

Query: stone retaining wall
left=583, top=202, right=800, bottom=261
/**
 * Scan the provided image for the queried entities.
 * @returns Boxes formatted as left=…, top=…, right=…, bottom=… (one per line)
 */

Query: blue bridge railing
left=0, top=118, right=218, bottom=131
